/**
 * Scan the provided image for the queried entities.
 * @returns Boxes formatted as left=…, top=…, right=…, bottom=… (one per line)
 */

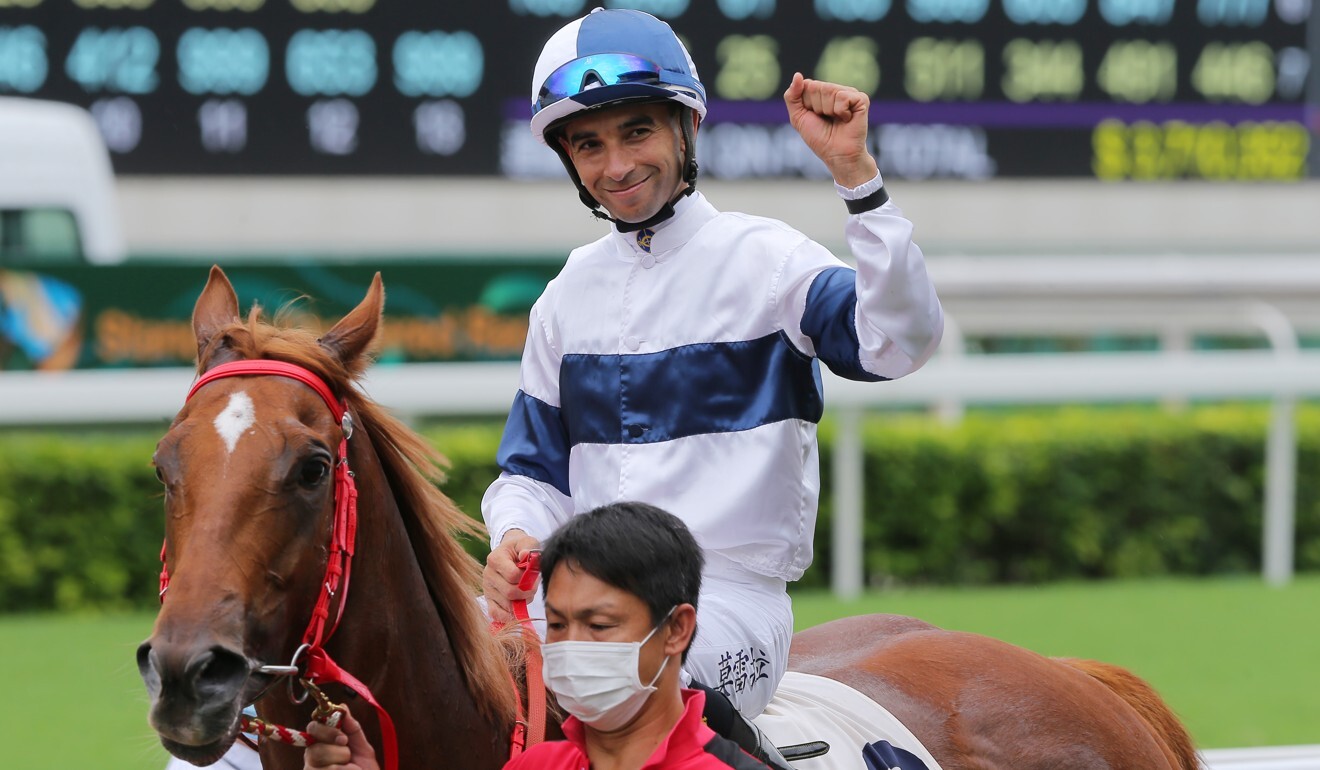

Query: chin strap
left=613, top=186, right=696, bottom=233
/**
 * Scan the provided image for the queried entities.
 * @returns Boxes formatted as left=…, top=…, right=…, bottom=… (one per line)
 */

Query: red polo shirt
left=503, top=689, right=769, bottom=770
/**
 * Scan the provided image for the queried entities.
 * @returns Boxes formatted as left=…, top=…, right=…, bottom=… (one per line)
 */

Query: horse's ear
left=193, top=266, right=240, bottom=363
left=320, top=272, right=384, bottom=368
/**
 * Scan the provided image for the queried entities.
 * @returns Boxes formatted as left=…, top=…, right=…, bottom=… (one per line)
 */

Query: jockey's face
left=557, top=102, right=689, bottom=225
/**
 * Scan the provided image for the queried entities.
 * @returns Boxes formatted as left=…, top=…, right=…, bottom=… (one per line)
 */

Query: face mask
left=541, top=607, right=675, bottom=732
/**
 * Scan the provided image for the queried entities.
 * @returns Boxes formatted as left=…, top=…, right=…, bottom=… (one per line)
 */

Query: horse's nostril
left=189, top=646, right=249, bottom=699
left=136, top=641, right=160, bottom=690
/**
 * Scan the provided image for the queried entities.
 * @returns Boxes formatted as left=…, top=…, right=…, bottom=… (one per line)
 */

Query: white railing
left=2, top=348, right=1316, bottom=592
left=824, top=348, right=1318, bottom=597
left=6, top=254, right=1320, bottom=592
left=1202, top=745, right=1320, bottom=769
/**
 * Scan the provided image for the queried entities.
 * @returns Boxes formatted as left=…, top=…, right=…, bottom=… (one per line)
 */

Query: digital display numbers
left=0, top=0, right=1314, bottom=180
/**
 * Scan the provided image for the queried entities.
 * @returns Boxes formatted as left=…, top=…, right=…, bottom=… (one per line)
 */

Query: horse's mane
left=200, top=305, right=521, bottom=725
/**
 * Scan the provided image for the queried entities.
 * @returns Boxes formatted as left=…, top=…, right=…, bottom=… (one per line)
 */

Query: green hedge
left=813, top=407, right=1320, bottom=589
left=3, top=405, right=1319, bottom=611
left=0, top=433, right=162, bottom=612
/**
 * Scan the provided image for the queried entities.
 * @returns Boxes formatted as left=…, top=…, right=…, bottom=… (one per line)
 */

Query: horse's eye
left=298, top=459, right=330, bottom=489
left=154, top=466, right=167, bottom=484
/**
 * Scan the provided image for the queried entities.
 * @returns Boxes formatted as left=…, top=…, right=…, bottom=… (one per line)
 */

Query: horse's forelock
left=198, top=304, right=365, bottom=392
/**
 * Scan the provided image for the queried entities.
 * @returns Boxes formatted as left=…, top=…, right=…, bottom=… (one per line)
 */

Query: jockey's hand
left=483, top=528, right=541, bottom=624
left=302, top=711, right=379, bottom=770
left=783, top=72, right=880, bottom=189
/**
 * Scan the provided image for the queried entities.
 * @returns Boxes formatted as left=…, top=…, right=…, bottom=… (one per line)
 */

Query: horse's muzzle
left=137, top=637, right=250, bottom=753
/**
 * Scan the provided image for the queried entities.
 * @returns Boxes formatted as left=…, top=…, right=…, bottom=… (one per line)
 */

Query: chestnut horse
left=139, top=268, right=1199, bottom=770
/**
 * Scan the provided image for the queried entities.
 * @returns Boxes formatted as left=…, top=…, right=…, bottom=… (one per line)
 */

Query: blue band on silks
left=802, top=267, right=891, bottom=383
left=863, top=740, right=931, bottom=770
left=498, top=332, right=829, bottom=490
left=559, top=332, right=824, bottom=447
left=497, top=391, right=572, bottom=496
left=534, top=53, right=666, bottom=114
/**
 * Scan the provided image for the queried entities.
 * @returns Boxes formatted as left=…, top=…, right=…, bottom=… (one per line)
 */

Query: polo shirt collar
left=559, top=689, right=712, bottom=768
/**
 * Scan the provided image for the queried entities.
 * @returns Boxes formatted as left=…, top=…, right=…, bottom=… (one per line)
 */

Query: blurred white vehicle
left=0, top=97, right=126, bottom=265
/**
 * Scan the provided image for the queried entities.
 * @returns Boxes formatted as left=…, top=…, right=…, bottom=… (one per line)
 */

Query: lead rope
left=500, top=551, right=547, bottom=759
left=240, top=678, right=347, bottom=748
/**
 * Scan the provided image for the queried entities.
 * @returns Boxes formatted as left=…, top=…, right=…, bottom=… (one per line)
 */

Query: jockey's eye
left=298, top=458, right=331, bottom=489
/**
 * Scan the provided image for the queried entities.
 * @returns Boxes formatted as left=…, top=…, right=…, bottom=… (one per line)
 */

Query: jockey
left=481, top=8, right=944, bottom=768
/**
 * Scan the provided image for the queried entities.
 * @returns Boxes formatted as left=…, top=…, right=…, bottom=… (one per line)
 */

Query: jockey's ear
left=320, top=272, right=384, bottom=371
left=192, top=265, right=240, bottom=367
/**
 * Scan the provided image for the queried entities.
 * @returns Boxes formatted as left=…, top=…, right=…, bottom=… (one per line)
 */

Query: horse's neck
left=264, top=438, right=509, bottom=770
left=345, top=444, right=509, bottom=768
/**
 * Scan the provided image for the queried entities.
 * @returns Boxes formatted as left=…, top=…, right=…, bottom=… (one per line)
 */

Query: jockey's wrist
left=835, top=171, right=888, bottom=214
left=829, top=155, right=880, bottom=190
left=490, top=525, right=534, bottom=550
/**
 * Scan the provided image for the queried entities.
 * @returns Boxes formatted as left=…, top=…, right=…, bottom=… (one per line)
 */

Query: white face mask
left=541, top=607, right=675, bottom=732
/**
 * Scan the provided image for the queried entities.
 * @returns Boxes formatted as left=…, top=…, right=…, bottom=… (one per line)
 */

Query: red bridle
left=158, top=359, right=397, bottom=770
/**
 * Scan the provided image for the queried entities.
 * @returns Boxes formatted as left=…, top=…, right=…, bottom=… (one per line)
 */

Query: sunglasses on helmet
left=534, top=53, right=667, bottom=114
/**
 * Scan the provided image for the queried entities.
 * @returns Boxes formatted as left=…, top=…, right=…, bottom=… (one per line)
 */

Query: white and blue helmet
left=530, top=8, right=708, bottom=225
left=530, top=8, right=708, bottom=145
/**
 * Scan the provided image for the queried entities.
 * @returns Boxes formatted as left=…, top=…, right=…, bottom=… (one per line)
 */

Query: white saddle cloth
left=753, top=671, right=945, bottom=770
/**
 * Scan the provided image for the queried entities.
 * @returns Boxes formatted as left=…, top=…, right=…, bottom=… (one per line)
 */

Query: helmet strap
left=678, top=108, right=699, bottom=190
left=614, top=185, right=695, bottom=233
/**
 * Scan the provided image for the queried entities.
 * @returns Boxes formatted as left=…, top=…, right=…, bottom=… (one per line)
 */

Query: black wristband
left=844, top=186, right=889, bottom=214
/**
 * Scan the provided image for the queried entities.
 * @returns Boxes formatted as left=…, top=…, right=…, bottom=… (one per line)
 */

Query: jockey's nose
left=604, top=144, right=635, bottom=182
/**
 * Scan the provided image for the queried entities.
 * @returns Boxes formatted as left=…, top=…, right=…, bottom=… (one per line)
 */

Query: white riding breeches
left=680, top=553, right=793, bottom=718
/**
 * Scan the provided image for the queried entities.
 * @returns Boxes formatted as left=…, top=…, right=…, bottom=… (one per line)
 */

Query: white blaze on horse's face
left=213, top=391, right=256, bottom=454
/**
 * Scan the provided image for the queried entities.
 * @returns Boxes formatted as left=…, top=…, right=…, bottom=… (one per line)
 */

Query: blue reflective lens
left=535, top=53, right=665, bottom=113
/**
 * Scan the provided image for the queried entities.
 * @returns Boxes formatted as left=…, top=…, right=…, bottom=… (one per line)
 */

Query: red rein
left=503, top=551, right=547, bottom=757
left=158, top=360, right=397, bottom=770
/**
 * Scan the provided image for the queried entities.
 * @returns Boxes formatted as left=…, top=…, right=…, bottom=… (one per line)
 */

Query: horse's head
left=137, top=266, right=382, bottom=764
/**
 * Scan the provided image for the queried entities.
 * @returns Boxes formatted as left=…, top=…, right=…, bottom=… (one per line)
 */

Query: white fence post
left=935, top=314, right=966, bottom=424
left=1247, top=303, right=1300, bottom=587
left=1264, top=398, right=1296, bottom=587
left=832, top=405, right=864, bottom=600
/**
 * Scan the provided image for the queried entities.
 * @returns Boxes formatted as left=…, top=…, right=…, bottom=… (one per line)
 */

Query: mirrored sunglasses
left=534, top=53, right=666, bottom=114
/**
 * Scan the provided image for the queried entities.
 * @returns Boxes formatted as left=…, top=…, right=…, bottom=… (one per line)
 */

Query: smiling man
left=481, top=8, right=945, bottom=769
left=560, top=103, right=688, bottom=225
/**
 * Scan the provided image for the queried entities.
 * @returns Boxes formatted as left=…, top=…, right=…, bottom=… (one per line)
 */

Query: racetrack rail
left=1202, top=745, right=1320, bottom=769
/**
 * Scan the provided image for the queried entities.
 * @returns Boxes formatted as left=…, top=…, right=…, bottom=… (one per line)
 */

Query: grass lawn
left=4, top=575, right=1316, bottom=769
left=4, top=613, right=172, bottom=769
